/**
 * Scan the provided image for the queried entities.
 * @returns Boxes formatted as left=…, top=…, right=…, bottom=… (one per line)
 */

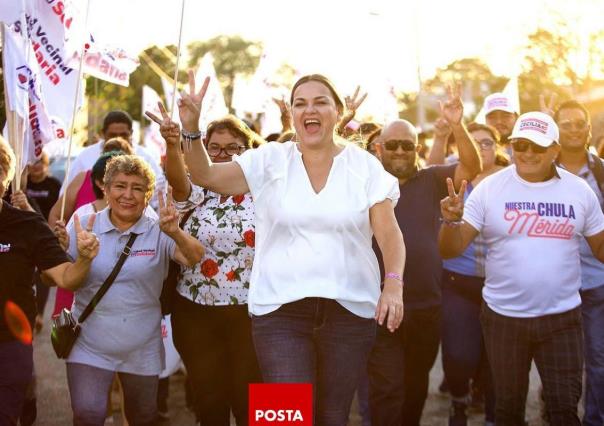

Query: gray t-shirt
left=66, top=207, right=175, bottom=375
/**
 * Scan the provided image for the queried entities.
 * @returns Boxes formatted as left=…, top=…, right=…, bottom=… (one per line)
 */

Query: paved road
left=33, top=288, right=558, bottom=425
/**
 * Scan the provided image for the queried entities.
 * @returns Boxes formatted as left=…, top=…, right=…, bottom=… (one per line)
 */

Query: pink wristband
left=385, top=272, right=403, bottom=282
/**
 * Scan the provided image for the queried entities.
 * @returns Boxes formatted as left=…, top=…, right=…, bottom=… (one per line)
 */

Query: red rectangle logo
left=249, top=383, right=313, bottom=425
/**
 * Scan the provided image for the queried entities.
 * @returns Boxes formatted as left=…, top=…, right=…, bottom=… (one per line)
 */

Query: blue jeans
left=441, top=270, right=495, bottom=421
left=66, top=362, right=158, bottom=426
left=252, top=298, right=376, bottom=426
left=581, top=284, right=604, bottom=426
left=0, top=340, right=33, bottom=425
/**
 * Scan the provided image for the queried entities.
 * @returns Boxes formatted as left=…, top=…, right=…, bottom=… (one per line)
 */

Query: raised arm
left=48, top=172, right=86, bottom=227
left=438, top=178, right=479, bottom=258
left=336, top=85, right=367, bottom=135
left=440, top=84, right=482, bottom=188
left=158, top=187, right=204, bottom=267
left=370, top=199, right=405, bottom=333
left=426, top=117, right=452, bottom=165
left=148, top=71, right=248, bottom=196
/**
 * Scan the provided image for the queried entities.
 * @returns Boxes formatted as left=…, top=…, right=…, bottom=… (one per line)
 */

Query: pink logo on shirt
left=131, top=249, right=156, bottom=257
left=504, top=202, right=576, bottom=240
left=0, top=243, right=11, bottom=253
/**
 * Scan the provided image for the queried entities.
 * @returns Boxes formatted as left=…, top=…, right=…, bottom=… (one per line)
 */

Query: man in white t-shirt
left=60, top=111, right=165, bottom=206
left=438, top=111, right=604, bottom=425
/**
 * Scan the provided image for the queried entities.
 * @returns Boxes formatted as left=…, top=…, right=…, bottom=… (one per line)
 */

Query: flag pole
left=59, top=0, right=91, bottom=221
left=169, top=0, right=186, bottom=120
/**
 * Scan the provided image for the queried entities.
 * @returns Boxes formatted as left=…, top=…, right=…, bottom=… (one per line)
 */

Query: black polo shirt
left=375, top=164, right=456, bottom=309
left=0, top=201, right=69, bottom=342
left=26, top=176, right=61, bottom=220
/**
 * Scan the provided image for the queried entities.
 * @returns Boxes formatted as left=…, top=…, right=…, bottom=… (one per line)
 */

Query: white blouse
left=234, top=140, right=399, bottom=318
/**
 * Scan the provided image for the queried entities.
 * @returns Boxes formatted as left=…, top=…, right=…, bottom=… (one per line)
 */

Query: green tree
left=187, top=35, right=262, bottom=111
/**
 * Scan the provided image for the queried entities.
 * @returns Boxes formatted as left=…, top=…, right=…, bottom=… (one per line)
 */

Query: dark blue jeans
left=441, top=270, right=495, bottom=421
left=0, top=340, right=33, bottom=425
left=252, top=298, right=376, bottom=426
left=581, top=284, right=604, bottom=426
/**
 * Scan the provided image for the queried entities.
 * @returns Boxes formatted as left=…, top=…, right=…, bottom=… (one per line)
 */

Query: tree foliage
left=187, top=35, right=262, bottom=110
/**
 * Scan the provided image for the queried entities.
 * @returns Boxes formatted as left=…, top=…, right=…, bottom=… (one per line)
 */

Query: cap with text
left=510, top=111, right=560, bottom=147
left=483, top=92, right=519, bottom=115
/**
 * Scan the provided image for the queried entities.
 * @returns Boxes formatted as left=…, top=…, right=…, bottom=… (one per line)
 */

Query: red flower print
left=243, top=230, right=255, bottom=248
left=200, top=259, right=219, bottom=278
left=232, top=194, right=245, bottom=204
left=226, top=270, right=237, bottom=281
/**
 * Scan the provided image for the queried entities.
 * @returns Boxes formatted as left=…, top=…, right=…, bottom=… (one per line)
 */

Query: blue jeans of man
left=252, top=298, right=376, bottom=426
left=0, top=340, right=33, bottom=426
left=581, top=284, right=604, bottom=426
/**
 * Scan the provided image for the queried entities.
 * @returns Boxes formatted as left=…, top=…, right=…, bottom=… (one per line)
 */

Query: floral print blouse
left=173, top=183, right=255, bottom=306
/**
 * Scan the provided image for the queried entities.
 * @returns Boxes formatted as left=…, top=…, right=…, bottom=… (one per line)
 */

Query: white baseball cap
left=510, top=112, right=560, bottom=147
left=483, top=92, right=519, bottom=115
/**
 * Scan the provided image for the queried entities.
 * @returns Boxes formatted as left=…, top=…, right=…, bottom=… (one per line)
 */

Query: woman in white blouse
left=152, top=73, right=405, bottom=425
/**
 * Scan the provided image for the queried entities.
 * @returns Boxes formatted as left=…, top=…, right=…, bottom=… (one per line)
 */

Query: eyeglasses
left=206, top=144, right=247, bottom=157
left=511, top=139, right=548, bottom=154
left=383, top=140, right=416, bottom=152
left=558, top=119, right=589, bottom=132
left=475, top=139, right=496, bottom=150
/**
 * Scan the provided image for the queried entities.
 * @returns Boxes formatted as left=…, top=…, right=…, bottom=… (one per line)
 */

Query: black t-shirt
left=0, top=200, right=69, bottom=342
left=26, top=176, right=61, bottom=220
left=375, top=164, right=456, bottom=310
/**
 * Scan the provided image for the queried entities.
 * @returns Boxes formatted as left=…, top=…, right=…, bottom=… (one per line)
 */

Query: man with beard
left=483, top=92, right=519, bottom=156
left=368, top=87, right=481, bottom=425
left=554, top=100, right=604, bottom=426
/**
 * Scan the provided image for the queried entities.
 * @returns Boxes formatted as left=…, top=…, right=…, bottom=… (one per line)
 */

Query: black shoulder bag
left=51, top=233, right=138, bottom=359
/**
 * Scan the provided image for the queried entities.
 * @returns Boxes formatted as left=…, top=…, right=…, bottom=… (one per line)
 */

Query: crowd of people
left=1, top=69, right=604, bottom=426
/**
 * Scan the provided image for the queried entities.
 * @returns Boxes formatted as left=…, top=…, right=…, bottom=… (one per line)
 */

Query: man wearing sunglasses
left=368, top=87, right=482, bottom=426
left=554, top=100, right=604, bottom=426
left=438, top=111, right=604, bottom=424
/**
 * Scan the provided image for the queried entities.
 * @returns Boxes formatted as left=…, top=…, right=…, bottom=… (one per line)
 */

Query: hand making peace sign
left=440, top=177, right=467, bottom=222
left=158, top=186, right=179, bottom=237
left=178, top=70, right=210, bottom=132
left=145, top=102, right=180, bottom=147
left=73, top=214, right=99, bottom=261
left=440, top=83, right=464, bottom=125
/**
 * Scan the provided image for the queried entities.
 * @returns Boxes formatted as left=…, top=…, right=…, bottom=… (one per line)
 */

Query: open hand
left=74, top=214, right=99, bottom=260
left=375, top=281, right=404, bottom=332
left=440, top=177, right=467, bottom=222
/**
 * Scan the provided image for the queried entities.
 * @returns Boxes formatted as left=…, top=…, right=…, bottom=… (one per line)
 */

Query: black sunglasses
left=383, top=140, right=416, bottom=152
left=511, top=139, right=548, bottom=154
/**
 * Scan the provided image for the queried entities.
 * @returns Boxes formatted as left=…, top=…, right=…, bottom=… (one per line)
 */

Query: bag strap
left=588, top=152, right=604, bottom=203
left=78, top=232, right=138, bottom=323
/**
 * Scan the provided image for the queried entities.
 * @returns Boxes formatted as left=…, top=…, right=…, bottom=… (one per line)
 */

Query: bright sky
left=87, top=0, right=604, bottom=122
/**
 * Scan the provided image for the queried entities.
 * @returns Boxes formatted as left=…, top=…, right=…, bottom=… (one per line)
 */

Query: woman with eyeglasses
left=152, top=71, right=405, bottom=425
left=149, top=90, right=262, bottom=425
left=440, top=122, right=508, bottom=425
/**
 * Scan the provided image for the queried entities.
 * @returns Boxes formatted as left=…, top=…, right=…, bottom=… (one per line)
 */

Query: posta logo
left=249, top=383, right=312, bottom=425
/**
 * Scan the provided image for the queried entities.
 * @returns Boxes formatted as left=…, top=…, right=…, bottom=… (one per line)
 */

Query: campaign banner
left=0, top=0, right=25, bottom=24
left=142, top=85, right=166, bottom=158
left=195, top=53, right=228, bottom=130
left=3, top=24, right=56, bottom=167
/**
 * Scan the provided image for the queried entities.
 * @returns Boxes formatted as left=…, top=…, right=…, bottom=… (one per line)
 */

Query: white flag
left=3, top=24, right=56, bottom=167
left=0, top=0, right=24, bottom=24
left=195, top=53, right=228, bottom=130
left=142, top=85, right=166, bottom=157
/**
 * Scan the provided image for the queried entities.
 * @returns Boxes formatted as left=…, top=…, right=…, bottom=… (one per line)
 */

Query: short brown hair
left=206, top=115, right=261, bottom=149
left=103, top=137, right=134, bottom=155
left=104, top=155, right=155, bottom=202
left=0, top=135, right=16, bottom=185
left=290, top=74, right=344, bottom=114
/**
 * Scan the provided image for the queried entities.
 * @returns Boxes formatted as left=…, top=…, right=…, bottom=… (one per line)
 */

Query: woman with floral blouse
left=158, top=99, right=262, bottom=425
